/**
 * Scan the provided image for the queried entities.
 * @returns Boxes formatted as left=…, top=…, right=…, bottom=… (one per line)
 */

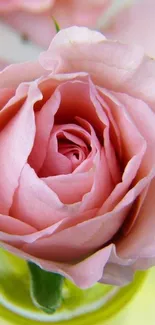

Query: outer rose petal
left=0, top=61, right=46, bottom=88
left=20, top=166, right=153, bottom=264
left=115, top=93, right=155, bottom=173
left=104, top=0, right=155, bottom=58
left=117, top=178, right=155, bottom=260
left=0, top=214, right=36, bottom=235
left=40, top=27, right=155, bottom=109
left=0, top=241, right=118, bottom=288
left=29, top=89, right=61, bottom=173
left=0, top=82, right=41, bottom=214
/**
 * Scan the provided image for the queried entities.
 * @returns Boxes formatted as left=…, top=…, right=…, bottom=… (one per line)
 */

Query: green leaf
left=28, top=262, right=64, bottom=314
left=52, top=17, right=60, bottom=33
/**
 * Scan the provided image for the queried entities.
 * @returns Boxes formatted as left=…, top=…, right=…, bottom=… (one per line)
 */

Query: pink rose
left=1, top=26, right=155, bottom=289
left=0, top=0, right=111, bottom=48
left=103, top=0, right=155, bottom=58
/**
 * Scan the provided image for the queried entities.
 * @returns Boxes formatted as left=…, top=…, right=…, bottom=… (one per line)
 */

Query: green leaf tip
left=28, top=262, right=64, bottom=314
left=52, top=17, right=60, bottom=33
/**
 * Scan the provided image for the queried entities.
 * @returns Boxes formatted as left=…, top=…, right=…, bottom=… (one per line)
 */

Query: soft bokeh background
left=0, top=0, right=154, bottom=63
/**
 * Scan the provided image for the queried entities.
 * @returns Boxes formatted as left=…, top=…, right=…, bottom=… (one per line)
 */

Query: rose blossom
left=0, top=26, right=155, bottom=289
left=0, top=0, right=111, bottom=48
left=103, top=0, right=155, bottom=58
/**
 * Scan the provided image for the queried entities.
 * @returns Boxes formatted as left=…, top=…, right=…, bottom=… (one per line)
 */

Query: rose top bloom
left=0, top=0, right=111, bottom=48
left=0, top=27, right=155, bottom=289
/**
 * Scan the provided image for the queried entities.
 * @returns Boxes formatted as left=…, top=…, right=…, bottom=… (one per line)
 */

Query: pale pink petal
left=11, top=163, right=66, bottom=229
left=29, top=89, right=61, bottom=173
left=100, top=263, right=134, bottom=286
left=80, top=148, right=113, bottom=212
left=43, top=169, right=94, bottom=204
left=58, top=131, right=89, bottom=170
left=40, top=121, right=94, bottom=176
left=115, top=92, right=155, bottom=173
left=0, top=88, right=15, bottom=110
left=117, top=175, right=155, bottom=260
left=99, top=145, right=146, bottom=215
left=0, top=219, right=63, bottom=245
left=89, top=81, right=121, bottom=184
left=100, top=245, right=135, bottom=286
left=21, top=203, right=135, bottom=262
left=0, top=214, right=36, bottom=235
left=0, top=82, right=40, bottom=214
left=97, top=87, right=122, bottom=159
left=104, top=0, right=155, bottom=58
left=97, top=90, right=147, bottom=214
left=0, top=61, right=46, bottom=88
left=54, top=80, right=104, bottom=135
left=21, top=169, right=153, bottom=264
left=0, top=83, right=29, bottom=131
left=40, top=27, right=155, bottom=110
left=39, top=133, right=73, bottom=176
left=0, top=208, right=97, bottom=245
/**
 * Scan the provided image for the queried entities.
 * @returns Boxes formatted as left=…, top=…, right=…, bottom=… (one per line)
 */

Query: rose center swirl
left=38, top=122, right=95, bottom=178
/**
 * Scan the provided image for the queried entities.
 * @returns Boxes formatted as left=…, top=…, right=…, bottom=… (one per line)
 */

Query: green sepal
left=28, top=262, right=64, bottom=314
left=52, top=17, right=60, bottom=33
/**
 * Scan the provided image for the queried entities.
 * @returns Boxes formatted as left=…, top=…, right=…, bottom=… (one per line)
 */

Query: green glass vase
left=0, top=247, right=154, bottom=325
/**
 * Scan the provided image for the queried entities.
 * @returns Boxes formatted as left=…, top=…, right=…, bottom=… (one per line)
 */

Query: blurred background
left=0, top=0, right=150, bottom=64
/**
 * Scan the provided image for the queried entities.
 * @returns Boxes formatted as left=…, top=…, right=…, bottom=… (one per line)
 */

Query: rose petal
left=40, top=27, right=155, bottom=110
left=89, top=80, right=121, bottom=184
left=29, top=88, right=61, bottom=173
left=0, top=82, right=40, bottom=214
left=39, top=132, right=73, bottom=176
left=0, top=214, right=36, bottom=235
left=43, top=169, right=94, bottom=204
left=115, top=92, right=155, bottom=173
left=98, top=90, right=147, bottom=214
left=0, top=208, right=97, bottom=245
left=100, top=245, right=135, bottom=286
left=54, top=80, right=104, bottom=136
left=0, top=88, right=15, bottom=110
left=0, top=61, right=46, bottom=88
left=0, top=241, right=114, bottom=288
left=21, top=167, right=153, bottom=263
left=80, top=148, right=113, bottom=212
left=11, top=163, right=66, bottom=229
left=117, top=175, right=155, bottom=260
